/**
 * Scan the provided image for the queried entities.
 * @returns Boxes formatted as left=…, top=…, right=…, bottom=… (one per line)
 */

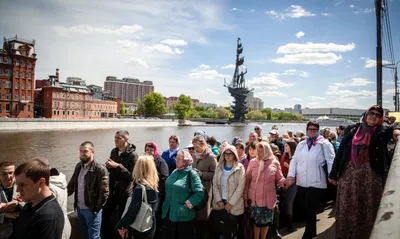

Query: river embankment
left=0, top=118, right=205, bottom=132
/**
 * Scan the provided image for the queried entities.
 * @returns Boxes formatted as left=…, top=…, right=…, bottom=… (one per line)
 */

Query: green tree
left=142, top=92, right=167, bottom=116
left=194, top=106, right=205, bottom=112
left=136, top=100, right=145, bottom=115
left=120, top=101, right=126, bottom=115
left=246, top=110, right=267, bottom=120
left=216, top=107, right=231, bottom=119
left=191, top=110, right=201, bottom=118
left=175, top=94, right=193, bottom=119
left=128, top=109, right=135, bottom=115
left=262, top=108, right=272, bottom=120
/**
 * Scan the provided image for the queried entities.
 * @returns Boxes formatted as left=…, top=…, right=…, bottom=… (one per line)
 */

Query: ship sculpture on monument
left=224, top=37, right=253, bottom=123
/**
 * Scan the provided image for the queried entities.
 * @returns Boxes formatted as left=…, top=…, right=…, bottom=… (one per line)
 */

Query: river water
left=0, top=122, right=315, bottom=210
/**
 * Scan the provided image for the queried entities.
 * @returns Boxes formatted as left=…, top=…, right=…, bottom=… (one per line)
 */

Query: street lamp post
left=395, top=61, right=400, bottom=111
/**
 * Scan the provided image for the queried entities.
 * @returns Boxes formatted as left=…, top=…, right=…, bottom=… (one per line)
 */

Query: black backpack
left=187, top=169, right=208, bottom=211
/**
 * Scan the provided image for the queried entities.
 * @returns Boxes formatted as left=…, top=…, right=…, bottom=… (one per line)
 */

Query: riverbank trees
left=137, top=92, right=167, bottom=116
left=246, top=109, right=302, bottom=121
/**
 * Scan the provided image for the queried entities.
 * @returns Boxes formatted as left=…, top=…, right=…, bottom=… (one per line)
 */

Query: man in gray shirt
left=67, top=141, right=109, bottom=239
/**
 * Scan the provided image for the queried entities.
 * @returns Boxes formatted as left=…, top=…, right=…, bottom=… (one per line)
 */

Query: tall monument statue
left=224, top=37, right=252, bottom=123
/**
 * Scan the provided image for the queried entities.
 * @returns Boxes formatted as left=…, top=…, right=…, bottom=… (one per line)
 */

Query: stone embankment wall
left=0, top=118, right=188, bottom=132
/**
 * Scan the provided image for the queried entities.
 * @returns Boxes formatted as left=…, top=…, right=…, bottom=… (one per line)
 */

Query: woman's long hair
left=134, top=155, right=159, bottom=192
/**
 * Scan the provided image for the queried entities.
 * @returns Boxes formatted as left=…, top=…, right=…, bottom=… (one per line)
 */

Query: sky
left=1, top=0, right=399, bottom=110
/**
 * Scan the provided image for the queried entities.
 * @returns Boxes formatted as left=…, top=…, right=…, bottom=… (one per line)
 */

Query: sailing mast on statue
left=224, top=37, right=253, bottom=123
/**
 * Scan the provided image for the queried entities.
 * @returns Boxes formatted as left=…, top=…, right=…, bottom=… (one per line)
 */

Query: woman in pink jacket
left=245, top=142, right=286, bottom=239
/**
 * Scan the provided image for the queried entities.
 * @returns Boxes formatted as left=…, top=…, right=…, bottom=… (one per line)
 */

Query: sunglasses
left=307, top=128, right=319, bottom=132
left=254, top=128, right=260, bottom=130
left=367, top=111, right=382, bottom=118
left=225, top=152, right=234, bottom=156
left=188, top=147, right=194, bottom=150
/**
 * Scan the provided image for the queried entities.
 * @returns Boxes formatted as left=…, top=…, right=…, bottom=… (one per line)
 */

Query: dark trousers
left=101, top=193, right=128, bottom=239
left=296, top=186, right=324, bottom=239
left=195, top=220, right=211, bottom=239
left=161, top=218, right=194, bottom=239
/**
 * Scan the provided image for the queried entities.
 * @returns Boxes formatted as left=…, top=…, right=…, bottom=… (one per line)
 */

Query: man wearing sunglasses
left=254, top=125, right=262, bottom=138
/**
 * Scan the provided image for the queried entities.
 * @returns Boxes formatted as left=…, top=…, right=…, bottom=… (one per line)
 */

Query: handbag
left=121, top=184, right=153, bottom=232
left=211, top=209, right=238, bottom=238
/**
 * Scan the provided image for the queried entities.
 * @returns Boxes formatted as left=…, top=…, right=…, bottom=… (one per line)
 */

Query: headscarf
left=306, top=132, right=324, bottom=150
left=194, top=130, right=208, bottom=141
left=144, top=142, right=159, bottom=159
left=176, top=150, right=193, bottom=170
left=351, top=105, right=384, bottom=164
left=256, top=142, right=275, bottom=183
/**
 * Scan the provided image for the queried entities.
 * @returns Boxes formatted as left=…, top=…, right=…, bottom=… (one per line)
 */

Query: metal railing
left=370, top=137, right=400, bottom=238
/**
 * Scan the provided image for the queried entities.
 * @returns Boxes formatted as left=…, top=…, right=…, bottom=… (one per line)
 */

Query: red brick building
left=35, top=70, right=117, bottom=119
left=0, top=36, right=37, bottom=118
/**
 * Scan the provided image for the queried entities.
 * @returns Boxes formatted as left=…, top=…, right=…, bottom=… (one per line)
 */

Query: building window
left=28, top=95, right=31, bottom=101
left=28, top=105, right=31, bottom=112
left=15, top=94, right=18, bottom=101
left=68, top=111, right=70, bottom=115
left=57, top=111, right=60, bottom=115
left=22, top=72, right=25, bottom=79
left=6, top=58, right=11, bottom=64
left=6, top=93, right=11, bottom=100
left=15, top=82, right=19, bottom=89
left=21, top=61, right=25, bottom=67
left=22, top=82, right=25, bottom=90
left=53, top=110, right=56, bottom=115
left=72, top=111, right=74, bottom=115
left=63, top=111, right=65, bottom=115
left=0, top=104, right=2, bottom=112
left=22, top=94, right=25, bottom=100
left=6, top=104, right=10, bottom=111
left=16, top=71, right=19, bottom=78
left=16, top=60, right=19, bottom=66
left=28, top=82, right=31, bottom=90
left=28, top=72, right=32, bottom=80
left=0, top=80, right=2, bottom=88
left=6, top=69, right=11, bottom=76
left=28, top=62, right=32, bottom=68
left=16, top=105, right=18, bottom=112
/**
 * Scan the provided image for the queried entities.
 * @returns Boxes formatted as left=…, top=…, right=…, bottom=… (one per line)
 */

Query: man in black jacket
left=11, top=160, right=64, bottom=239
left=67, top=141, right=109, bottom=239
left=102, top=130, right=138, bottom=239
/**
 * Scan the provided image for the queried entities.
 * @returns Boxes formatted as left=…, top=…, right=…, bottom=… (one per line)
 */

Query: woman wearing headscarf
left=244, top=142, right=286, bottom=239
left=161, top=135, right=180, bottom=175
left=286, top=121, right=335, bottom=239
left=279, top=141, right=297, bottom=232
left=329, top=105, right=400, bottom=239
left=245, top=132, right=259, bottom=155
left=212, top=145, right=245, bottom=238
left=161, top=151, right=204, bottom=239
left=191, top=135, right=217, bottom=239
left=144, top=142, right=169, bottom=239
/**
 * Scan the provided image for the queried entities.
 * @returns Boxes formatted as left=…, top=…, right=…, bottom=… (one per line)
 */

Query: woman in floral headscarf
left=329, top=105, right=400, bottom=239
left=161, top=150, right=204, bottom=239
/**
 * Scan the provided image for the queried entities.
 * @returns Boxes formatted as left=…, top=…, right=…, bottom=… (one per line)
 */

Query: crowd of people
left=0, top=104, right=399, bottom=239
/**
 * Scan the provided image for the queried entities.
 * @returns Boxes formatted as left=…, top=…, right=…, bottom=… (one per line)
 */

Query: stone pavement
left=281, top=208, right=336, bottom=239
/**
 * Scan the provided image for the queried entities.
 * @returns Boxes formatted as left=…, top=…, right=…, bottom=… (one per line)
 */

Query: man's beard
left=80, top=156, right=91, bottom=164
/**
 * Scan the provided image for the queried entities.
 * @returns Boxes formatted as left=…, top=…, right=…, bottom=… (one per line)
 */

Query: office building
left=104, top=76, right=154, bottom=103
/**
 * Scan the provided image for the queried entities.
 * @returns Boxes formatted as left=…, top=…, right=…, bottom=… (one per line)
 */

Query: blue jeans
left=77, top=207, right=102, bottom=239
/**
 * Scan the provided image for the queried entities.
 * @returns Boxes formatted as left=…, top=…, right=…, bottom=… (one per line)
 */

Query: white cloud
left=250, top=9, right=256, bottom=12
left=309, top=96, right=326, bottom=100
left=201, top=88, right=220, bottom=95
left=348, top=60, right=352, bottom=63
left=189, top=69, right=229, bottom=80
left=277, top=42, right=356, bottom=54
left=199, top=64, right=210, bottom=69
left=265, top=5, right=316, bottom=20
left=54, top=24, right=143, bottom=37
left=291, top=97, right=302, bottom=101
left=361, top=57, right=391, bottom=68
left=384, top=89, right=395, bottom=95
left=221, top=64, right=236, bottom=69
left=335, top=0, right=343, bottom=6
left=160, top=39, right=187, bottom=46
left=272, top=53, right=343, bottom=65
left=321, top=13, right=332, bottom=16
left=327, top=78, right=373, bottom=91
left=231, top=8, right=242, bottom=11
left=126, top=57, right=149, bottom=68
left=255, top=91, right=288, bottom=97
left=145, top=44, right=184, bottom=54
left=327, top=90, right=375, bottom=98
left=282, top=69, right=309, bottom=77
left=116, top=39, right=139, bottom=49
left=350, top=5, right=355, bottom=8
left=248, top=72, right=295, bottom=90
left=353, top=8, right=374, bottom=14
left=296, top=31, right=305, bottom=38
left=348, top=78, right=373, bottom=86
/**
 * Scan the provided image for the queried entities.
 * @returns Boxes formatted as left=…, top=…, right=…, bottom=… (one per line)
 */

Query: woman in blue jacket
left=162, top=135, right=180, bottom=175
left=116, top=155, right=159, bottom=239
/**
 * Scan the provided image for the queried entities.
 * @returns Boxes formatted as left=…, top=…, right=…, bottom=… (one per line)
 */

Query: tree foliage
left=120, top=101, right=126, bottom=115
left=175, top=94, right=193, bottom=119
left=141, top=92, right=167, bottom=116
left=245, top=110, right=302, bottom=121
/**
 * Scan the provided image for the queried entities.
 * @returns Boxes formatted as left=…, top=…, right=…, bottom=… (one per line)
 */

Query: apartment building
left=104, top=76, right=154, bottom=103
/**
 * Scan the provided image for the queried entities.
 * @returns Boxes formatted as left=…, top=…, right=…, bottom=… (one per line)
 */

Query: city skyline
left=1, top=0, right=399, bottom=110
